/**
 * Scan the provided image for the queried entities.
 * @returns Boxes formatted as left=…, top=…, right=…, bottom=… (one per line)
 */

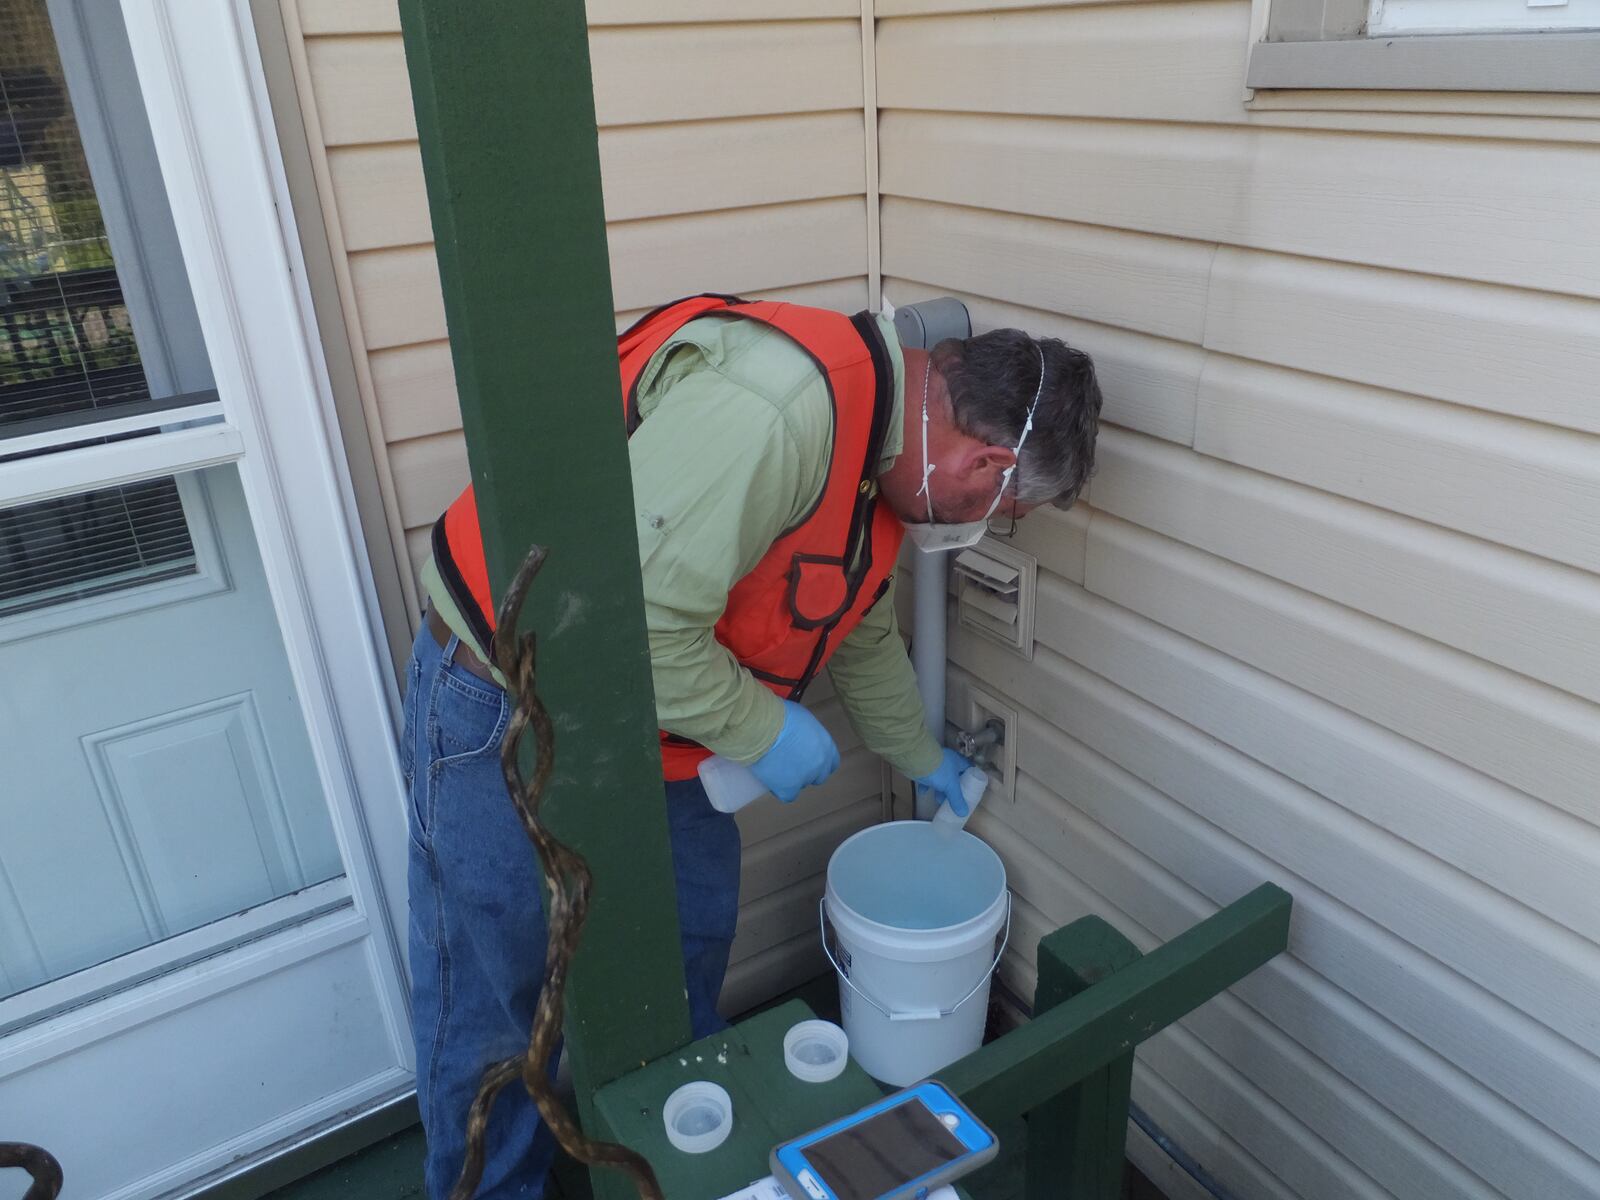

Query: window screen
left=1, top=0, right=199, bottom=615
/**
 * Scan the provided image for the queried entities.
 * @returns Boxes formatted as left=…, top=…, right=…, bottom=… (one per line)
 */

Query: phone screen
left=802, top=1097, right=968, bottom=1200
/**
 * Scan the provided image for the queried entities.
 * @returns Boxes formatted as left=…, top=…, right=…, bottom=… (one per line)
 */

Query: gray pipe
left=911, top=546, right=949, bottom=820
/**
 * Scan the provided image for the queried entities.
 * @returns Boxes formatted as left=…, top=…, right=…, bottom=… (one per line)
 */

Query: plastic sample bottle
left=697, top=754, right=770, bottom=814
left=931, top=766, right=989, bottom=833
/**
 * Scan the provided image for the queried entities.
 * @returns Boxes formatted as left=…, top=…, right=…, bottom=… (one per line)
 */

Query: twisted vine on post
left=447, top=545, right=665, bottom=1200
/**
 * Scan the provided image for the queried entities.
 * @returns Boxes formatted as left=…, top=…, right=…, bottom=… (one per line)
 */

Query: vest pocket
left=786, top=554, right=854, bottom=630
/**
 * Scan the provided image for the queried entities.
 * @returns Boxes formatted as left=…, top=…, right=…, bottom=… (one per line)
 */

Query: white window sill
left=1247, top=30, right=1600, bottom=91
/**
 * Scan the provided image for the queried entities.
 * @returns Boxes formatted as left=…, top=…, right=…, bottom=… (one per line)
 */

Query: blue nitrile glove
left=749, top=700, right=841, bottom=803
left=914, top=748, right=974, bottom=817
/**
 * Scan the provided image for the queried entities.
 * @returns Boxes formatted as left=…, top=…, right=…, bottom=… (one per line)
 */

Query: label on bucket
left=837, top=944, right=852, bottom=976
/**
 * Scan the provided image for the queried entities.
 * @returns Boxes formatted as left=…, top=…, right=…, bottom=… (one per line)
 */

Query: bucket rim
left=824, top=821, right=1008, bottom=963
left=824, top=820, right=1008, bottom=936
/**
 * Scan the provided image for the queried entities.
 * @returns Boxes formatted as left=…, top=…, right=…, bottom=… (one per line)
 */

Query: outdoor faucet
left=949, top=718, right=1005, bottom=768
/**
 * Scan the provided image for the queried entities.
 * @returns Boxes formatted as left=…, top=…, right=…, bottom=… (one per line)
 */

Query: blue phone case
left=769, top=1080, right=997, bottom=1200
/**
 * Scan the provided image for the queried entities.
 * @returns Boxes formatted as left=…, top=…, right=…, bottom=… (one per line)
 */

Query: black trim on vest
left=785, top=553, right=853, bottom=632
left=786, top=312, right=898, bottom=697
left=747, top=665, right=805, bottom=688
left=430, top=514, right=497, bottom=654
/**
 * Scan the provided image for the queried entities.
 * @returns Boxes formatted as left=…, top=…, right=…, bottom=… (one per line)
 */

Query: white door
left=0, top=3, right=413, bottom=1198
left=0, top=469, right=345, bottom=997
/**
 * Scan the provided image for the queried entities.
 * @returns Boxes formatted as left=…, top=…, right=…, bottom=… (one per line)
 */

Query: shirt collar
left=874, top=310, right=905, bottom=473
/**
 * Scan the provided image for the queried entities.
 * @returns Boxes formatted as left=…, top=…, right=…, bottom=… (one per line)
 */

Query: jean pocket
left=431, top=669, right=510, bottom=766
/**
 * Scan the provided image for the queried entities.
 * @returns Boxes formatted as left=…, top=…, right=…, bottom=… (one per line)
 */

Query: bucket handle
left=819, top=893, right=1013, bottom=1023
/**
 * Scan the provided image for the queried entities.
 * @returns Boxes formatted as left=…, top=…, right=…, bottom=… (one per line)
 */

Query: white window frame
left=0, top=0, right=416, bottom=1087
left=0, top=0, right=414, bottom=1038
left=1247, top=0, right=1600, bottom=89
left=106, top=0, right=416, bottom=1009
left=1373, top=0, right=1600, bottom=35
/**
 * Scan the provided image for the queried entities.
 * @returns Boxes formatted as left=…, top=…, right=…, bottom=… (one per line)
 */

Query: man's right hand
left=749, top=700, right=840, bottom=803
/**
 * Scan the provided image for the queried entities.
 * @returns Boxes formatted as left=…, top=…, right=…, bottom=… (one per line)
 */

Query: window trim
left=1249, top=0, right=1600, bottom=92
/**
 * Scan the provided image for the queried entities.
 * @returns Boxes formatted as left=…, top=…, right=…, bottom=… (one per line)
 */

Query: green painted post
left=1024, top=917, right=1142, bottom=1200
left=395, top=0, right=693, bottom=1146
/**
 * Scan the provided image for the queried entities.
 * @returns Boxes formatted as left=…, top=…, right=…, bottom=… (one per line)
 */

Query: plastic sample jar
left=663, top=1080, right=734, bottom=1154
left=783, top=1019, right=850, bottom=1083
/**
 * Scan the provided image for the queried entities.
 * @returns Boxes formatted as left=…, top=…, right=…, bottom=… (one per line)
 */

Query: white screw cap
left=663, top=1080, right=733, bottom=1154
left=783, top=1019, right=849, bottom=1083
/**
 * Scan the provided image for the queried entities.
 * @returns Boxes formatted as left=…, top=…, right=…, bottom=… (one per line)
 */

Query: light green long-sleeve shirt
left=420, top=309, right=942, bottom=778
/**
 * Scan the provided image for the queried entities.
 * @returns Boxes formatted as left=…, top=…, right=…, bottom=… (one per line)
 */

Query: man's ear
left=962, top=444, right=1017, bottom=482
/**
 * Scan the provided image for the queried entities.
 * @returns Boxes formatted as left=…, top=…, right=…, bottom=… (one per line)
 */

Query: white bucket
left=822, top=821, right=1010, bottom=1086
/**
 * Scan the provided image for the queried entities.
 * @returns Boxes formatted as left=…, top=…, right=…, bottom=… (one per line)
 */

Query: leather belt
left=425, top=606, right=499, bottom=685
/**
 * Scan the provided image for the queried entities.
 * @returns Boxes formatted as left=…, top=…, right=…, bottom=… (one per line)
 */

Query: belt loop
left=443, top=632, right=461, bottom=668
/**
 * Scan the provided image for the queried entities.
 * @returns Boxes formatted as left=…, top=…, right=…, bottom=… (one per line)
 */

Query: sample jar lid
left=784, top=1019, right=849, bottom=1083
left=663, top=1080, right=733, bottom=1154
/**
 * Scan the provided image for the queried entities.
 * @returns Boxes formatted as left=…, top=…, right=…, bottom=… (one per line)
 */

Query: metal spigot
left=950, top=718, right=1005, bottom=768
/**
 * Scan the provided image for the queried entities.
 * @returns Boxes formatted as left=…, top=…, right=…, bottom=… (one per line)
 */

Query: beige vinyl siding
left=275, top=0, right=877, bottom=1007
left=879, top=4, right=1600, bottom=1199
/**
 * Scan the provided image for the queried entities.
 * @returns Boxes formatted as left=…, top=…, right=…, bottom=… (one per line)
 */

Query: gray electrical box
left=892, top=297, right=971, bottom=350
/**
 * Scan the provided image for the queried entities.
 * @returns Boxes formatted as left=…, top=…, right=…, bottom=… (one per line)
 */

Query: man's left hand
left=913, top=748, right=974, bottom=816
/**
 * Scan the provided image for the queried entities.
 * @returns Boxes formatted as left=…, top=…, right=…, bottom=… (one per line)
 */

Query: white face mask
left=905, top=344, right=1044, bottom=554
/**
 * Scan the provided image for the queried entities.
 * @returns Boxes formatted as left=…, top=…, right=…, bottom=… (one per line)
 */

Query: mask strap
left=982, top=343, right=1046, bottom=523
left=917, top=358, right=936, bottom=524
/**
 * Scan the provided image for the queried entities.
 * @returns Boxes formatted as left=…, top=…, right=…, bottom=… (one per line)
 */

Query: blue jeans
left=402, top=622, right=741, bottom=1199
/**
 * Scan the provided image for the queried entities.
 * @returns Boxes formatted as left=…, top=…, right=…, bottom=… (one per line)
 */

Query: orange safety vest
left=430, top=295, right=905, bottom=780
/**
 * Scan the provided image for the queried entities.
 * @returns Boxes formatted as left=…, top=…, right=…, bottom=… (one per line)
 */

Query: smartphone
left=769, top=1080, right=997, bottom=1200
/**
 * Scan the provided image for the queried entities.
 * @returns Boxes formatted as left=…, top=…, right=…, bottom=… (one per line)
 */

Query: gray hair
left=930, top=328, right=1103, bottom=506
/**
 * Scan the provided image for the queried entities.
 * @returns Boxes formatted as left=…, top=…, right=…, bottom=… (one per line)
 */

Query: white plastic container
left=932, top=767, right=990, bottom=833
left=783, top=1019, right=849, bottom=1083
left=697, top=754, right=769, bottom=814
left=822, top=821, right=1010, bottom=1086
left=663, top=1080, right=734, bottom=1154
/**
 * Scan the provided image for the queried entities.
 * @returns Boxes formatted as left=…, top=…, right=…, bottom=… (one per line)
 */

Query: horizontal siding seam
left=318, top=106, right=881, bottom=151
left=882, top=186, right=1600, bottom=309
left=882, top=192, right=1600, bottom=318
left=595, top=106, right=871, bottom=133
left=879, top=192, right=1227, bottom=253
left=604, top=193, right=870, bottom=231
left=586, top=15, right=866, bottom=33
left=342, top=195, right=876, bottom=263
left=877, top=99, right=1600, bottom=149
left=1194, top=346, right=1600, bottom=445
left=304, top=16, right=864, bottom=42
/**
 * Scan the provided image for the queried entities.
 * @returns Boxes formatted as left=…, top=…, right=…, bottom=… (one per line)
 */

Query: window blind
left=0, top=475, right=195, bottom=616
left=1, top=0, right=150, bottom=435
left=0, top=0, right=198, bottom=613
